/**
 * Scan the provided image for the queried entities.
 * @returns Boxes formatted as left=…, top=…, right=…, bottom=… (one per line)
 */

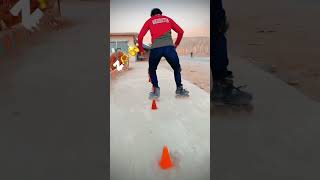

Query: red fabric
left=138, top=15, right=184, bottom=53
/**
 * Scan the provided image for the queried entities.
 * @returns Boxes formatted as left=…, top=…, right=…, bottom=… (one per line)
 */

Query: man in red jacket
left=138, top=8, right=189, bottom=99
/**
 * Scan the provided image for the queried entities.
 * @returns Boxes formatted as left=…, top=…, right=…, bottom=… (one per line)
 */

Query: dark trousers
left=212, top=0, right=229, bottom=81
left=212, top=33, right=229, bottom=80
left=148, top=46, right=182, bottom=88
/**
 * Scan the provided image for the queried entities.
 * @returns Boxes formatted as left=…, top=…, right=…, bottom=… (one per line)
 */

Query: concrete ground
left=213, top=57, right=320, bottom=179
left=110, top=61, right=210, bottom=180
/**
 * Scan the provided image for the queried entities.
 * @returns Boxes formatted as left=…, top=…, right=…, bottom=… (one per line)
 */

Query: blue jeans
left=148, top=46, right=182, bottom=88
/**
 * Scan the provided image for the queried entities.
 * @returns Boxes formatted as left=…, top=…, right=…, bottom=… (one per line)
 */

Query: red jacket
left=138, top=15, right=184, bottom=53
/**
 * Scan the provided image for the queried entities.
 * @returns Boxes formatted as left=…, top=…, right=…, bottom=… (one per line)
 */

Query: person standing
left=138, top=8, right=189, bottom=99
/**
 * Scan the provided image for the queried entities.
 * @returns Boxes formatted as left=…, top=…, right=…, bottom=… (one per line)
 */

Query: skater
left=212, top=0, right=252, bottom=105
left=138, top=8, right=189, bottom=99
left=190, top=52, right=193, bottom=58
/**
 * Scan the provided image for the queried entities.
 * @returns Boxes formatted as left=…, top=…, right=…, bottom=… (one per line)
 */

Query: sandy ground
left=224, top=0, right=320, bottom=101
left=161, top=57, right=210, bottom=93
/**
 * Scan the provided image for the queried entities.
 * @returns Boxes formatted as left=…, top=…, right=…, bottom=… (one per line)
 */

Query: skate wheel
left=175, top=95, right=190, bottom=98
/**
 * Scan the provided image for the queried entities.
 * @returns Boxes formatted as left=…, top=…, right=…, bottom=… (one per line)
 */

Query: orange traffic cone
left=159, top=145, right=174, bottom=169
left=151, top=99, right=158, bottom=110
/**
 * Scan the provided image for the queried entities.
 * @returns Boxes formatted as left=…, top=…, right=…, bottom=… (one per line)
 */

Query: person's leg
left=212, top=0, right=229, bottom=81
left=163, top=46, right=189, bottom=96
left=212, top=33, right=229, bottom=80
left=163, top=46, right=182, bottom=88
left=149, top=48, right=163, bottom=88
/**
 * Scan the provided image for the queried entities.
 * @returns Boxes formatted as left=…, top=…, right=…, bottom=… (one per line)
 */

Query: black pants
left=148, top=46, right=182, bottom=88
left=212, top=33, right=229, bottom=80
left=212, top=0, right=229, bottom=81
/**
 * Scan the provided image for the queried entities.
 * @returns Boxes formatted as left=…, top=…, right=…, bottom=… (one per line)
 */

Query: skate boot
left=149, top=87, right=160, bottom=99
left=176, top=86, right=189, bottom=97
left=212, top=79, right=252, bottom=106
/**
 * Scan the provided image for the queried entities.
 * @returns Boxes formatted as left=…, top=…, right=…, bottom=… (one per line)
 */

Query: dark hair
left=151, top=8, right=162, bottom=16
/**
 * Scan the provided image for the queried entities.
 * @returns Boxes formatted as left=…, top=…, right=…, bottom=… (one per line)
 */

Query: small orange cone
left=151, top=99, right=158, bottom=110
left=159, top=145, right=174, bottom=169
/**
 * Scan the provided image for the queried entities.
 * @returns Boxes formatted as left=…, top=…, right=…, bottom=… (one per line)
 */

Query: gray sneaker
left=149, top=87, right=160, bottom=99
left=176, top=86, right=189, bottom=97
